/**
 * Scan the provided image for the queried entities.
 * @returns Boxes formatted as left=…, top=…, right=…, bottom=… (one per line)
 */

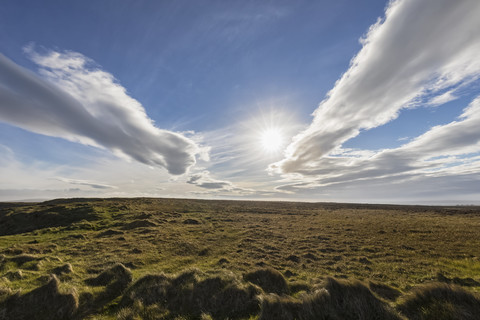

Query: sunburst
left=260, top=128, right=284, bottom=153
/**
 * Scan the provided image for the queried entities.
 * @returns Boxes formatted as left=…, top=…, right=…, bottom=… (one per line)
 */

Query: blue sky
left=1, top=0, right=480, bottom=204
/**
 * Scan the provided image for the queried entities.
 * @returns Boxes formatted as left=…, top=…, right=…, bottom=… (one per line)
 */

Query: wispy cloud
left=187, top=171, right=234, bottom=190
left=55, top=177, right=117, bottom=189
left=271, top=0, right=480, bottom=175
left=428, top=89, right=457, bottom=107
left=275, top=171, right=480, bottom=205
left=0, top=145, right=192, bottom=201
left=187, top=170, right=254, bottom=194
left=0, top=48, right=199, bottom=175
left=275, top=96, right=480, bottom=194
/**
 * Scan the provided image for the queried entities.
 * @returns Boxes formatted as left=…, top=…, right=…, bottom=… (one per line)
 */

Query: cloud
left=0, top=145, right=194, bottom=201
left=275, top=171, right=480, bottom=205
left=271, top=0, right=480, bottom=175
left=55, top=177, right=117, bottom=189
left=187, top=170, right=254, bottom=194
left=0, top=48, right=199, bottom=175
left=428, top=90, right=457, bottom=107
left=274, top=95, right=480, bottom=194
left=187, top=171, right=233, bottom=190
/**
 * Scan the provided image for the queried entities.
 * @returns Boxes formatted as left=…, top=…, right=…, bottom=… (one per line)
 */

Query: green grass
left=0, top=198, right=479, bottom=319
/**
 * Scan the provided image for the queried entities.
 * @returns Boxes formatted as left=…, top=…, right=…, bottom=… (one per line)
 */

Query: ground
left=0, top=198, right=479, bottom=319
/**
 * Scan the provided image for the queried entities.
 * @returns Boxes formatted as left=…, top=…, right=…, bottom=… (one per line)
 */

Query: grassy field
left=0, top=198, right=479, bottom=319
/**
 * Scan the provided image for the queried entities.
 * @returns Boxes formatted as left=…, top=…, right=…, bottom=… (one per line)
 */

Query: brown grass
left=85, top=263, right=132, bottom=303
left=369, top=280, right=402, bottom=301
left=120, top=268, right=261, bottom=319
left=397, top=282, right=480, bottom=320
left=0, top=198, right=479, bottom=319
left=323, top=277, right=401, bottom=319
left=259, top=277, right=402, bottom=320
left=52, top=263, right=73, bottom=276
left=0, top=274, right=77, bottom=320
left=244, top=267, right=289, bottom=295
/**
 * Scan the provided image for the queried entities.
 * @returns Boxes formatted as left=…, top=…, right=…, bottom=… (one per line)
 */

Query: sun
left=260, top=128, right=284, bottom=153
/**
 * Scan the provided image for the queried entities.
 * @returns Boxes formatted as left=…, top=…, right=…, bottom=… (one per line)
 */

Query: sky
left=1, top=0, right=480, bottom=204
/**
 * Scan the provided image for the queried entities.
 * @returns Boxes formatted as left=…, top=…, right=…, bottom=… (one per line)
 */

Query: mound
left=121, top=219, right=158, bottom=230
left=244, top=267, right=289, bottom=295
left=95, top=229, right=124, bottom=237
left=52, top=263, right=73, bottom=276
left=324, top=277, right=400, bottom=319
left=259, top=277, right=401, bottom=320
left=397, top=282, right=480, bottom=320
left=260, top=291, right=331, bottom=320
left=369, top=281, right=402, bottom=301
left=0, top=275, right=78, bottom=320
left=0, top=205, right=99, bottom=236
left=85, top=263, right=132, bottom=301
left=4, top=270, right=23, bottom=281
left=120, top=273, right=171, bottom=306
left=183, top=218, right=201, bottom=225
left=121, top=269, right=261, bottom=319
left=8, top=254, right=38, bottom=266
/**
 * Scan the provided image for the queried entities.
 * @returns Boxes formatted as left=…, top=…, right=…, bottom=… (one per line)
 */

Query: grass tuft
left=8, top=254, right=39, bottom=266
left=244, top=267, right=289, bottom=295
left=369, top=281, right=402, bottom=301
left=397, top=282, right=480, bottom=320
left=52, top=263, right=73, bottom=276
left=85, top=262, right=133, bottom=307
left=121, top=269, right=261, bottom=319
left=323, top=277, right=401, bottom=319
left=0, top=274, right=78, bottom=320
left=120, top=273, right=171, bottom=307
left=259, top=277, right=401, bottom=320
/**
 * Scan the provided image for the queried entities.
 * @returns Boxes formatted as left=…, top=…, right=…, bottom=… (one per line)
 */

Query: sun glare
left=260, top=128, right=284, bottom=153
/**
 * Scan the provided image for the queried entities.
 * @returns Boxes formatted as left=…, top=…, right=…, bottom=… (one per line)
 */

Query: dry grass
left=120, top=268, right=261, bottom=319
left=0, top=274, right=77, bottom=320
left=397, top=283, right=480, bottom=320
left=258, top=277, right=402, bottom=320
left=0, top=197, right=479, bottom=319
left=244, top=267, right=289, bottom=295
left=369, top=280, right=402, bottom=301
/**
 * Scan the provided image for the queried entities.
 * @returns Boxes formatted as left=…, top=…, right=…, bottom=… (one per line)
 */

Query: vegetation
left=0, top=198, right=479, bottom=319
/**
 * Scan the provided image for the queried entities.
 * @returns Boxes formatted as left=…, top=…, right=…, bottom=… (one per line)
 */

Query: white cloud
left=0, top=146, right=196, bottom=201
left=0, top=49, right=199, bottom=175
left=187, top=170, right=254, bottom=194
left=187, top=170, right=234, bottom=190
left=55, top=177, right=117, bottom=189
left=428, top=90, right=457, bottom=106
left=274, top=96, right=480, bottom=199
left=275, top=172, right=480, bottom=205
left=271, top=0, right=480, bottom=175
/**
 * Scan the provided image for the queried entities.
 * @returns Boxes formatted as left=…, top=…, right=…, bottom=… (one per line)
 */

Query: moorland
left=0, top=198, right=479, bottom=319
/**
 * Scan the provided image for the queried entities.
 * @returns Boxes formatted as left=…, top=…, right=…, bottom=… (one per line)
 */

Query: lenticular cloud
left=271, top=0, right=480, bottom=176
left=0, top=49, right=199, bottom=175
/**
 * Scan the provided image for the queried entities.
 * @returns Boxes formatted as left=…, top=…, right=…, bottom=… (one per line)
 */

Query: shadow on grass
left=0, top=205, right=99, bottom=236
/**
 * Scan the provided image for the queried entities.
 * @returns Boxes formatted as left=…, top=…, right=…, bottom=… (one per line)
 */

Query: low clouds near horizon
left=0, top=49, right=199, bottom=175
left=270, top=0, right=480, bottom=191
